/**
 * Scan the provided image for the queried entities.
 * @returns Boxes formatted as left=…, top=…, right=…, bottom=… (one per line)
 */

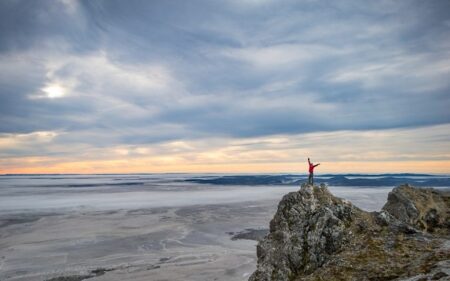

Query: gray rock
left=249, top=184, right=356, bottom=281
left=382, top=184, right=450, bottom=233
left=249, top=184, right=450, bottom=281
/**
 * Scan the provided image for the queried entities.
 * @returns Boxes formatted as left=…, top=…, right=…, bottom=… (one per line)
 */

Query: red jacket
left=309, top=163, right=315, bottom=173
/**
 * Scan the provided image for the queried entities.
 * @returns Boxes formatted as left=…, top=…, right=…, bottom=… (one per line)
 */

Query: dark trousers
left=308, top=172, right=313, bottom=185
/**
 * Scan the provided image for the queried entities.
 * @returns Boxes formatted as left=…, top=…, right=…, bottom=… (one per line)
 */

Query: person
left=308, top=158, right=320, bottom=185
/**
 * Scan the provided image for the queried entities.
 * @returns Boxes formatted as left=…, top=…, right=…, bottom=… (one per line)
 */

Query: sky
left=0, top=0, right=449, bottom=174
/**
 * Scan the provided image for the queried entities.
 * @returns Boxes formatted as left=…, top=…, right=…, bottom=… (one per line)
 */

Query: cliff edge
left=249, top=184, right=450, bottom=281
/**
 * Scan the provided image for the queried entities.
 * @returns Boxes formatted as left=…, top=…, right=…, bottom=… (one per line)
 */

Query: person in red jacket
left=308, top=158, right=320, bottom=185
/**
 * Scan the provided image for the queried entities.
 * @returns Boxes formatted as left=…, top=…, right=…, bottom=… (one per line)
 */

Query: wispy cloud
left=0, top=0, right=449, bottom=173
left=1, top=124, right=449, bottom=173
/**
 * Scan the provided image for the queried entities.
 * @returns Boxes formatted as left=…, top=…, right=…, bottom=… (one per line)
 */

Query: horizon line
left=1, top=172, right=449, bottom=176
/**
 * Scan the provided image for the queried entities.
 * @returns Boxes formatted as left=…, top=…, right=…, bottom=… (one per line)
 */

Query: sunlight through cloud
left=42, top=84, right=66, bottom=98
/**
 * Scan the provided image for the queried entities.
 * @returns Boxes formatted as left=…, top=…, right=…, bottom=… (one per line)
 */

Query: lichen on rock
left=249, top=184, right=450, bottom=281
left=382, top=184, right=449, bottom=234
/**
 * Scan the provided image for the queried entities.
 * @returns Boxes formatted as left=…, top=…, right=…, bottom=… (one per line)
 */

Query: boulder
left=249, top=184, right=450, bottom=281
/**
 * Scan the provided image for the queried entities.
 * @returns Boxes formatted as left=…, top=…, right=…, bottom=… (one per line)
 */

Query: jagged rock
left=249, top=183, right=360, bottom=281
left=249, top=184, right=450, bottom=281
left=383, top=184, right=450, bottom=234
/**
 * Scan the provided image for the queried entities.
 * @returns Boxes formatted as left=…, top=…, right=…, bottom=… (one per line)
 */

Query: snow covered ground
left=0, top=174, right=394, bottom=281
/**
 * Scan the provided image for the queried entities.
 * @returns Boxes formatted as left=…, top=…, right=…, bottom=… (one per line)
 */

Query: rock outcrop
left=249, top=184, right=450, bottom=281
left=382, top=184, right=449, bottom=234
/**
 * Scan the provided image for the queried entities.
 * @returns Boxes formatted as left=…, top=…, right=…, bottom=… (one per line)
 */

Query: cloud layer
left=1, top=0, right=449, bottom=173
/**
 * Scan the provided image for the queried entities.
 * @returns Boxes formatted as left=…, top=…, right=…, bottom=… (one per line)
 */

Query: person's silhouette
left=308, top=158, right=320, bottom=185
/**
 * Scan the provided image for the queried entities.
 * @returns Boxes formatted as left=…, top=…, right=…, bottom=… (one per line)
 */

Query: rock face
left=249, top=184, right=450, bottom=281
left=382, top=184, right=450, bottom=234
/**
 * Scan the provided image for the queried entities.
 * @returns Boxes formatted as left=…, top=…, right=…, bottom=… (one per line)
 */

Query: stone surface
left=383, top=184, right=450, bottom=234
left=249, top=184, right=450, bottom=281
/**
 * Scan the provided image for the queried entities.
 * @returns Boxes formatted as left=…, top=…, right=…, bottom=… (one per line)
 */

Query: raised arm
left=308, top=158, right=311, bottom=165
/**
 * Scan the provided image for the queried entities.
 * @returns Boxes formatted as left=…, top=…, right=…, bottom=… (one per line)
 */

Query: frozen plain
left=0, top=174, right=394, bottom=281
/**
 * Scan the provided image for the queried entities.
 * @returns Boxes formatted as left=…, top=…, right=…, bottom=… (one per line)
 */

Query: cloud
left=221, top=43, right=341, bottom=69
left=0, top=48, right=178, bottom=136
left=327, top=51, right=450, bottom=92
left=0, top=0, right=449, bottom=172
left=1, top=124, right=449, bottom=173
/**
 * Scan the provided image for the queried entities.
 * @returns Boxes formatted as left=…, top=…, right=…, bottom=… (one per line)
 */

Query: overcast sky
left=1, top=0, right=449, bottom=173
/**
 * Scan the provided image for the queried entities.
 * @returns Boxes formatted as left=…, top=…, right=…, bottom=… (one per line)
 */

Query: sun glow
left=42, top=84, right=66, bottom=98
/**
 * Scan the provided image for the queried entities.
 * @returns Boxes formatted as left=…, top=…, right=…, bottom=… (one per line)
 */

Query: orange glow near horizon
left=2, top=159, right=450, bottom=175
left=2, top=125, right=449, bottom=175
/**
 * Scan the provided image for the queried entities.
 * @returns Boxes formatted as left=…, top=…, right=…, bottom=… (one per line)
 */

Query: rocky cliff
left=249, top=184, right=450, bottom=281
